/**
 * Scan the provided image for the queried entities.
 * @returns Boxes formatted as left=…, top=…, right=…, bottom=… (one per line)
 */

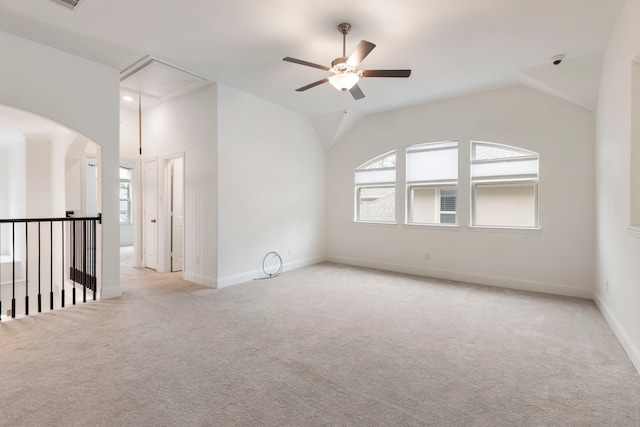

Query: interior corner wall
left=0, top=30, right=121, bottom=299
left=216, top=84, right=326, bottom=287
left=327, top=85, right=595, bottom=298
left=594, top=0, right=640, bottom=371
left=141, top=84, right=218, bottom=285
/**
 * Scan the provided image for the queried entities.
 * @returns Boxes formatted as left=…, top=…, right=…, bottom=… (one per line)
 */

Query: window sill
left=627, top=225, right=640, bottom=238
left=353, top=221, right=398, bottom=226
left=405, top=223, right=460, bottom=230
left=468, top=225, right=542, bottom=234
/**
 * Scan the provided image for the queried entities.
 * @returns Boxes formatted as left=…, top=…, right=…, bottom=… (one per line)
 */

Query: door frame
left=169, top=157, right=184, bottom=272
left=161, top=152, right=185, bottom=275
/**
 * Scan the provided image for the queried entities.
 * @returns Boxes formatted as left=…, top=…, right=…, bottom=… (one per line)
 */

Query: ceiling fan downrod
left=338, top=23, right=351, bottom=57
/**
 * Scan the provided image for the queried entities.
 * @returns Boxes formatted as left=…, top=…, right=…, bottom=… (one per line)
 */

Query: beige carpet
left=0, top=260, right=639, bottom=426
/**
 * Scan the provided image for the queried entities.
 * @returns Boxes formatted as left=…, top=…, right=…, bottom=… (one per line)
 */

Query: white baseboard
left=216, top=256, right=325, bottom=289
left=99, top=285, right=122, bottom=300
left=593, top=292, right=640, bottom=374
left=327, top=255, right=594, bottom=299
left=182, top=271, right=217, bottom=288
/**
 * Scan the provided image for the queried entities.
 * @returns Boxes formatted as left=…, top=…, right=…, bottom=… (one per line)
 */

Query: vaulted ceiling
left=0, top=0, right=625, bottom=147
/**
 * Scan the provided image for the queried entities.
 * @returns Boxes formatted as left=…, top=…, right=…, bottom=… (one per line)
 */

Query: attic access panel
left=120, top=57, right=209, bottom=102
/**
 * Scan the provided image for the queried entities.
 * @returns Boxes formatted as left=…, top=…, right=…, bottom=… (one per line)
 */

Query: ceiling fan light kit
left=329, top=72, right=359, bottom=91
left=283, top=22, right=411, bottom=100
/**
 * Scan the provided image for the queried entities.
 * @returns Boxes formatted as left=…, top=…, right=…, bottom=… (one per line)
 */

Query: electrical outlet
left=424, top=253, right=431, bottom=261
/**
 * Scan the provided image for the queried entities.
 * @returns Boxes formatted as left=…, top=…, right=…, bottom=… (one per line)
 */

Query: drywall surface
left=217, top=84, right=326, bottom=287
left=0, top=30, right=121, bottom=299
left=24, top=136, right=52, bottom=217
left=595, top=0, right=640, bottom=371
left=327, top=85, right=595, bottom=298
left=141, top=85, right=218, bottom=285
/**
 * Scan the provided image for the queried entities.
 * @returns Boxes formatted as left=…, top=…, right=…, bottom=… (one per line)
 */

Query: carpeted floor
left=0, top=258, right=639, bottom=426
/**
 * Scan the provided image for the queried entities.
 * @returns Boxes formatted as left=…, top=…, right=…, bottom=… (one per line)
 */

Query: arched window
left=471, top=141, right=539, bottom=228
left=354, top=151, right=396, bottom=223
left=406, top=141, right=458, bottom=225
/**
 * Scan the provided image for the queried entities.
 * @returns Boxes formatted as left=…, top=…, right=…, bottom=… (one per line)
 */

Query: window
left=119, top=166, right=133, bottom=224
left=471, top=141, right=539, bottom=228
left=355, top=151, right=396, bottom=223
left=406, top=141, right=458, bottom=225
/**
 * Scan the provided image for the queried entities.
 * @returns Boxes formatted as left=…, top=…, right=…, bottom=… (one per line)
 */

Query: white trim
left=326, top=255, right=594, bottom=299
left=216, top=256, right=325, bottom=289
left=594, top=292, right=640, bottom=373
left=468, top=225, right=542, bottom=233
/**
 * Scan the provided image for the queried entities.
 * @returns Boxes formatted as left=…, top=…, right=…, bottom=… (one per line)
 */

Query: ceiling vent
left=48, top=0, right=83, bottom=10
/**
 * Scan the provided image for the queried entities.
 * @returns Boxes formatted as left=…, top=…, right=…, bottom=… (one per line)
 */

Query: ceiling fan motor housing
left=331, top=57, right=357, bottom=74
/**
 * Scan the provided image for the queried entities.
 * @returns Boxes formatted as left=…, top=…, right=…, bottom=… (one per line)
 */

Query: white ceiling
left=0, top=0, right=625, bottom=147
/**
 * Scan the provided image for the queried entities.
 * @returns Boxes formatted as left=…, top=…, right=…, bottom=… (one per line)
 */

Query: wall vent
left=49, top=0, right=83, bottom=10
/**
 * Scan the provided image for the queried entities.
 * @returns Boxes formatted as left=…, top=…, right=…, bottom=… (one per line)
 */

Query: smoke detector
left=48, top=0, right=84, bottom=11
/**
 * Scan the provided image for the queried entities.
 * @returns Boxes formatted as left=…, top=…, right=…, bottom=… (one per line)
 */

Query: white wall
left=217, top=84, right=326, bottom=287
left=120, top=107, right=140, bottom=159
left=0, top=30, right=121, bottom=299
left=594, top=0, right=640, bottom=371
left=3, top=133, right=26, bottom=219
left=25, top=136, right=52, bottom=217
left=139, top=85, right=217, bottom=284
left=327, top=86, right=595, bottom=298
left=0, top=143, right=7, bottom=254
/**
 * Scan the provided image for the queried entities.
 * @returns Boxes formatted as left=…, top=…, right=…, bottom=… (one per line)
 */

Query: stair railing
left=0, top=214, right=101, bottom=319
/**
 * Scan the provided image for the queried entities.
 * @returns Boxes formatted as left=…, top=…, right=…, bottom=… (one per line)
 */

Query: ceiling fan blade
left=349, top=84, right=365, bottom=100
left=346, top=40, right=376, bottom=67
left=295, top=78, right=329, bottom=92
left=361, top=69, right=412, bottom=78
left=283, top=57, right=330, bottom=71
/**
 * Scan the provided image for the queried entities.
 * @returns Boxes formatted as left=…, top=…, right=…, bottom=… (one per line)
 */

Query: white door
left=143, top=159, right=158, bottom=270
left=171, top=158, right=184, bottom=272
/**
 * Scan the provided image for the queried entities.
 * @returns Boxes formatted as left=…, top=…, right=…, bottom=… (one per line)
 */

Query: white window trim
left=470, top=179, right=539, bottom=229
left=355, top=151, right=397, bottom=224
left=119, top=167, right=133, bottom=224
left=406, top=182, right=458, bottom=226
left=405, top=141, right=458, bottom=227
left=355, top=184, right=397, bottom=224
left=470, top=141, right=540, bottom=230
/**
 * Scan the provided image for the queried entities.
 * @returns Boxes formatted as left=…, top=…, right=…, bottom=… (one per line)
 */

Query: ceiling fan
left=283, top=23, right=411, bottom=100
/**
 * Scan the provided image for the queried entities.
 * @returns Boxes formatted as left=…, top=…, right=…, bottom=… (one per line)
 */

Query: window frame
left=354, top=151, right=397, bottom=224
left=470, top=141, right=539, bottom=229
left=406, top=183, right=458, bottom=226
left=119, top=166, right=133, bottom=224
left=405, top=141, right=459, bottom=226
left=355, top=184, right=397, bottom=224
